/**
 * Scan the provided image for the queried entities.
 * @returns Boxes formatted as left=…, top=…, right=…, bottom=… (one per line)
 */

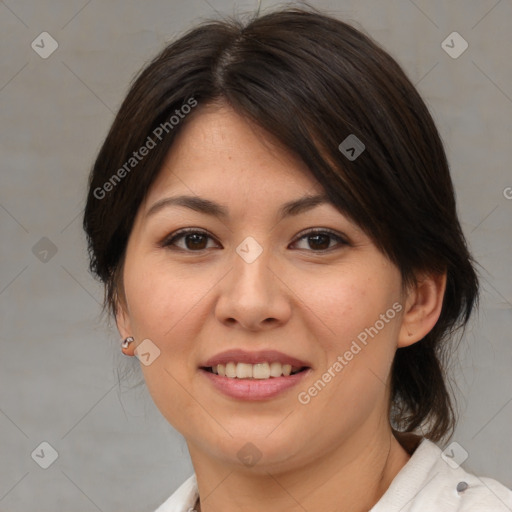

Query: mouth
left=198, top=351, right=312, bottom=400
left=198, top=349, right=312, bottom=400
left=200, top=349, right=312, bottom=375
left=200, top=362, right=309, bottom=379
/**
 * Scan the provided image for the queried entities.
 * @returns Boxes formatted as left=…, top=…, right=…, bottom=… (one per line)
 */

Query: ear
left=398, top=271, right=447, bottom=348
left=115, top=294, right=136, bottom=356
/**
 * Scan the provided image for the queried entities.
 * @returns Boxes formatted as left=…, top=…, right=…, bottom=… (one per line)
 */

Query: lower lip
left=199, top=368, right=311, bottom=401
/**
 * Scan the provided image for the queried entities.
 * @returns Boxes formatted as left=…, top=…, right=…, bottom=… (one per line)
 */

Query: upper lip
left=200, top=349, right=312, bottom=369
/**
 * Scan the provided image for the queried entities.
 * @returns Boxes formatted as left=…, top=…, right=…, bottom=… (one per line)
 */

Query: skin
left=116, top=102, right=446, bottom=512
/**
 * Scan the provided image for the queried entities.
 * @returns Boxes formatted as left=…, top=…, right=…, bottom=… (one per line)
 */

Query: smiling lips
left=200, top=349, right=311, bottom=380
left=209, top=361, right=303, bottom=379
left=199, top=349, right=312, bottom=399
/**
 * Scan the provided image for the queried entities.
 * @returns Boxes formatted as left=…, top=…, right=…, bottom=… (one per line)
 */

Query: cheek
left=299, top=264, right=400, bottom=388
left=122, top=258, right=209, bottom=430
left=123, top=257, right=204, bottom=340
left=301, top=270, right=385, bottom=347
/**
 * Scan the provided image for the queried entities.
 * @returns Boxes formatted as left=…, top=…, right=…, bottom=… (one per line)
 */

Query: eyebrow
left=145, top=193, right=331, bottom=221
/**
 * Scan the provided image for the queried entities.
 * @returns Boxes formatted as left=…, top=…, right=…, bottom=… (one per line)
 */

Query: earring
left=121, top=336, right=135, bottom=349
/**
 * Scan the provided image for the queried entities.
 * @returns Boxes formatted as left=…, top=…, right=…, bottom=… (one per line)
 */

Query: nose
left=214, top=246, right=292, bottom=332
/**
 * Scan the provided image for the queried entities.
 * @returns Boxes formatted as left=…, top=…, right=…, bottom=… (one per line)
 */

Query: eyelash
left=160, top=227, right=349, bottom=253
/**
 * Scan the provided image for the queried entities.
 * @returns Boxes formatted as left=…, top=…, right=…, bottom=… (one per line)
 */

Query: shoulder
left=153, top=474, right=198, bottom=512
left=372, top=437, right=512, bottom=511
left=457, top=475, right=512, bottom=511
left=153, top=441, right=512, bottom=511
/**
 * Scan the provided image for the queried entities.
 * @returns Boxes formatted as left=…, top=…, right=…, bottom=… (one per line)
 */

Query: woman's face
left=117, top=103, right=409, bottom=471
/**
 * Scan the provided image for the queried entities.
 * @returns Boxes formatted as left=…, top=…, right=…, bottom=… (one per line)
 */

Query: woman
left=83, top=7, right=512, bottom=512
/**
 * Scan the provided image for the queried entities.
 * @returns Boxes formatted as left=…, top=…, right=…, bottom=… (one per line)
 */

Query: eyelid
left=159, top=227, right=219, bottom=249
left=290, top=227, right=349, bottom=250
left=160, top=227, right=349, bottom=251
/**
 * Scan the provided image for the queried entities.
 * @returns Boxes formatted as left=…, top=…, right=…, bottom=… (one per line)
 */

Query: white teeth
left=210, top=362, right=302, bottom=379
left=253, top=362, right=270, bottom=379
left=236, top=363, right=253, bottom=379
left=269, top=362, right=282, bottom=377
left=225, top=362, right=237, bottom=378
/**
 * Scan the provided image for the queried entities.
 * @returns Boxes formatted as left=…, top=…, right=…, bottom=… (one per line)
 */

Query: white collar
left=154, top=438, right=512, bottom=511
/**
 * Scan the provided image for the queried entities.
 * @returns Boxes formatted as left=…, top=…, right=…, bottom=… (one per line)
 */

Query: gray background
left=1, top=0, right=511, bottom=510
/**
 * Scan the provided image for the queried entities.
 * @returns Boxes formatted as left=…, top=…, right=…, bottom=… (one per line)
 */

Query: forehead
left=144, top=104, right=323, bottom=206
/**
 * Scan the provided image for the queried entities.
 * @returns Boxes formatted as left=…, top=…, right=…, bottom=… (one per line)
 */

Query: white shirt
left=154, top=438, right=512, bottom=511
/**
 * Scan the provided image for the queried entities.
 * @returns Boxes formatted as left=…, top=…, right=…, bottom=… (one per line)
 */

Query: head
left=83, top=7, right=479, bottom=468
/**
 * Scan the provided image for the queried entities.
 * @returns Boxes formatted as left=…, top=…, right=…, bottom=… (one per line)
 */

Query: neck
left=188, top=425, right=416, bottom=512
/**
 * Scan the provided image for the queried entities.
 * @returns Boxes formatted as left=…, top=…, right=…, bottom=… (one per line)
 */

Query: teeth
left=270, top=362, right=283, bottom=377
left=210, top=362, right=300, bottom=379
left=253, top=362, right=270, bottom=379
left=236, top=363, right=253, bottom=379
left=225, top=362, right=237, bottom=378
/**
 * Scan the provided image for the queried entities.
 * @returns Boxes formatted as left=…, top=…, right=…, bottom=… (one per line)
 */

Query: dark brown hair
left=83, top=6, right=479, bottom=442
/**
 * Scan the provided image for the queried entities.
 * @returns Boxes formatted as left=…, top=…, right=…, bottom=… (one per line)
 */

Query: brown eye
left=182, top=233, right=208, bottom=250
left=291, top=229, right=348, bottom=252
left=161, top=229, right=219, bottom=252
left=161, top=228, right=348, bottom=253
left=306, top=233, right=331, bottom=250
